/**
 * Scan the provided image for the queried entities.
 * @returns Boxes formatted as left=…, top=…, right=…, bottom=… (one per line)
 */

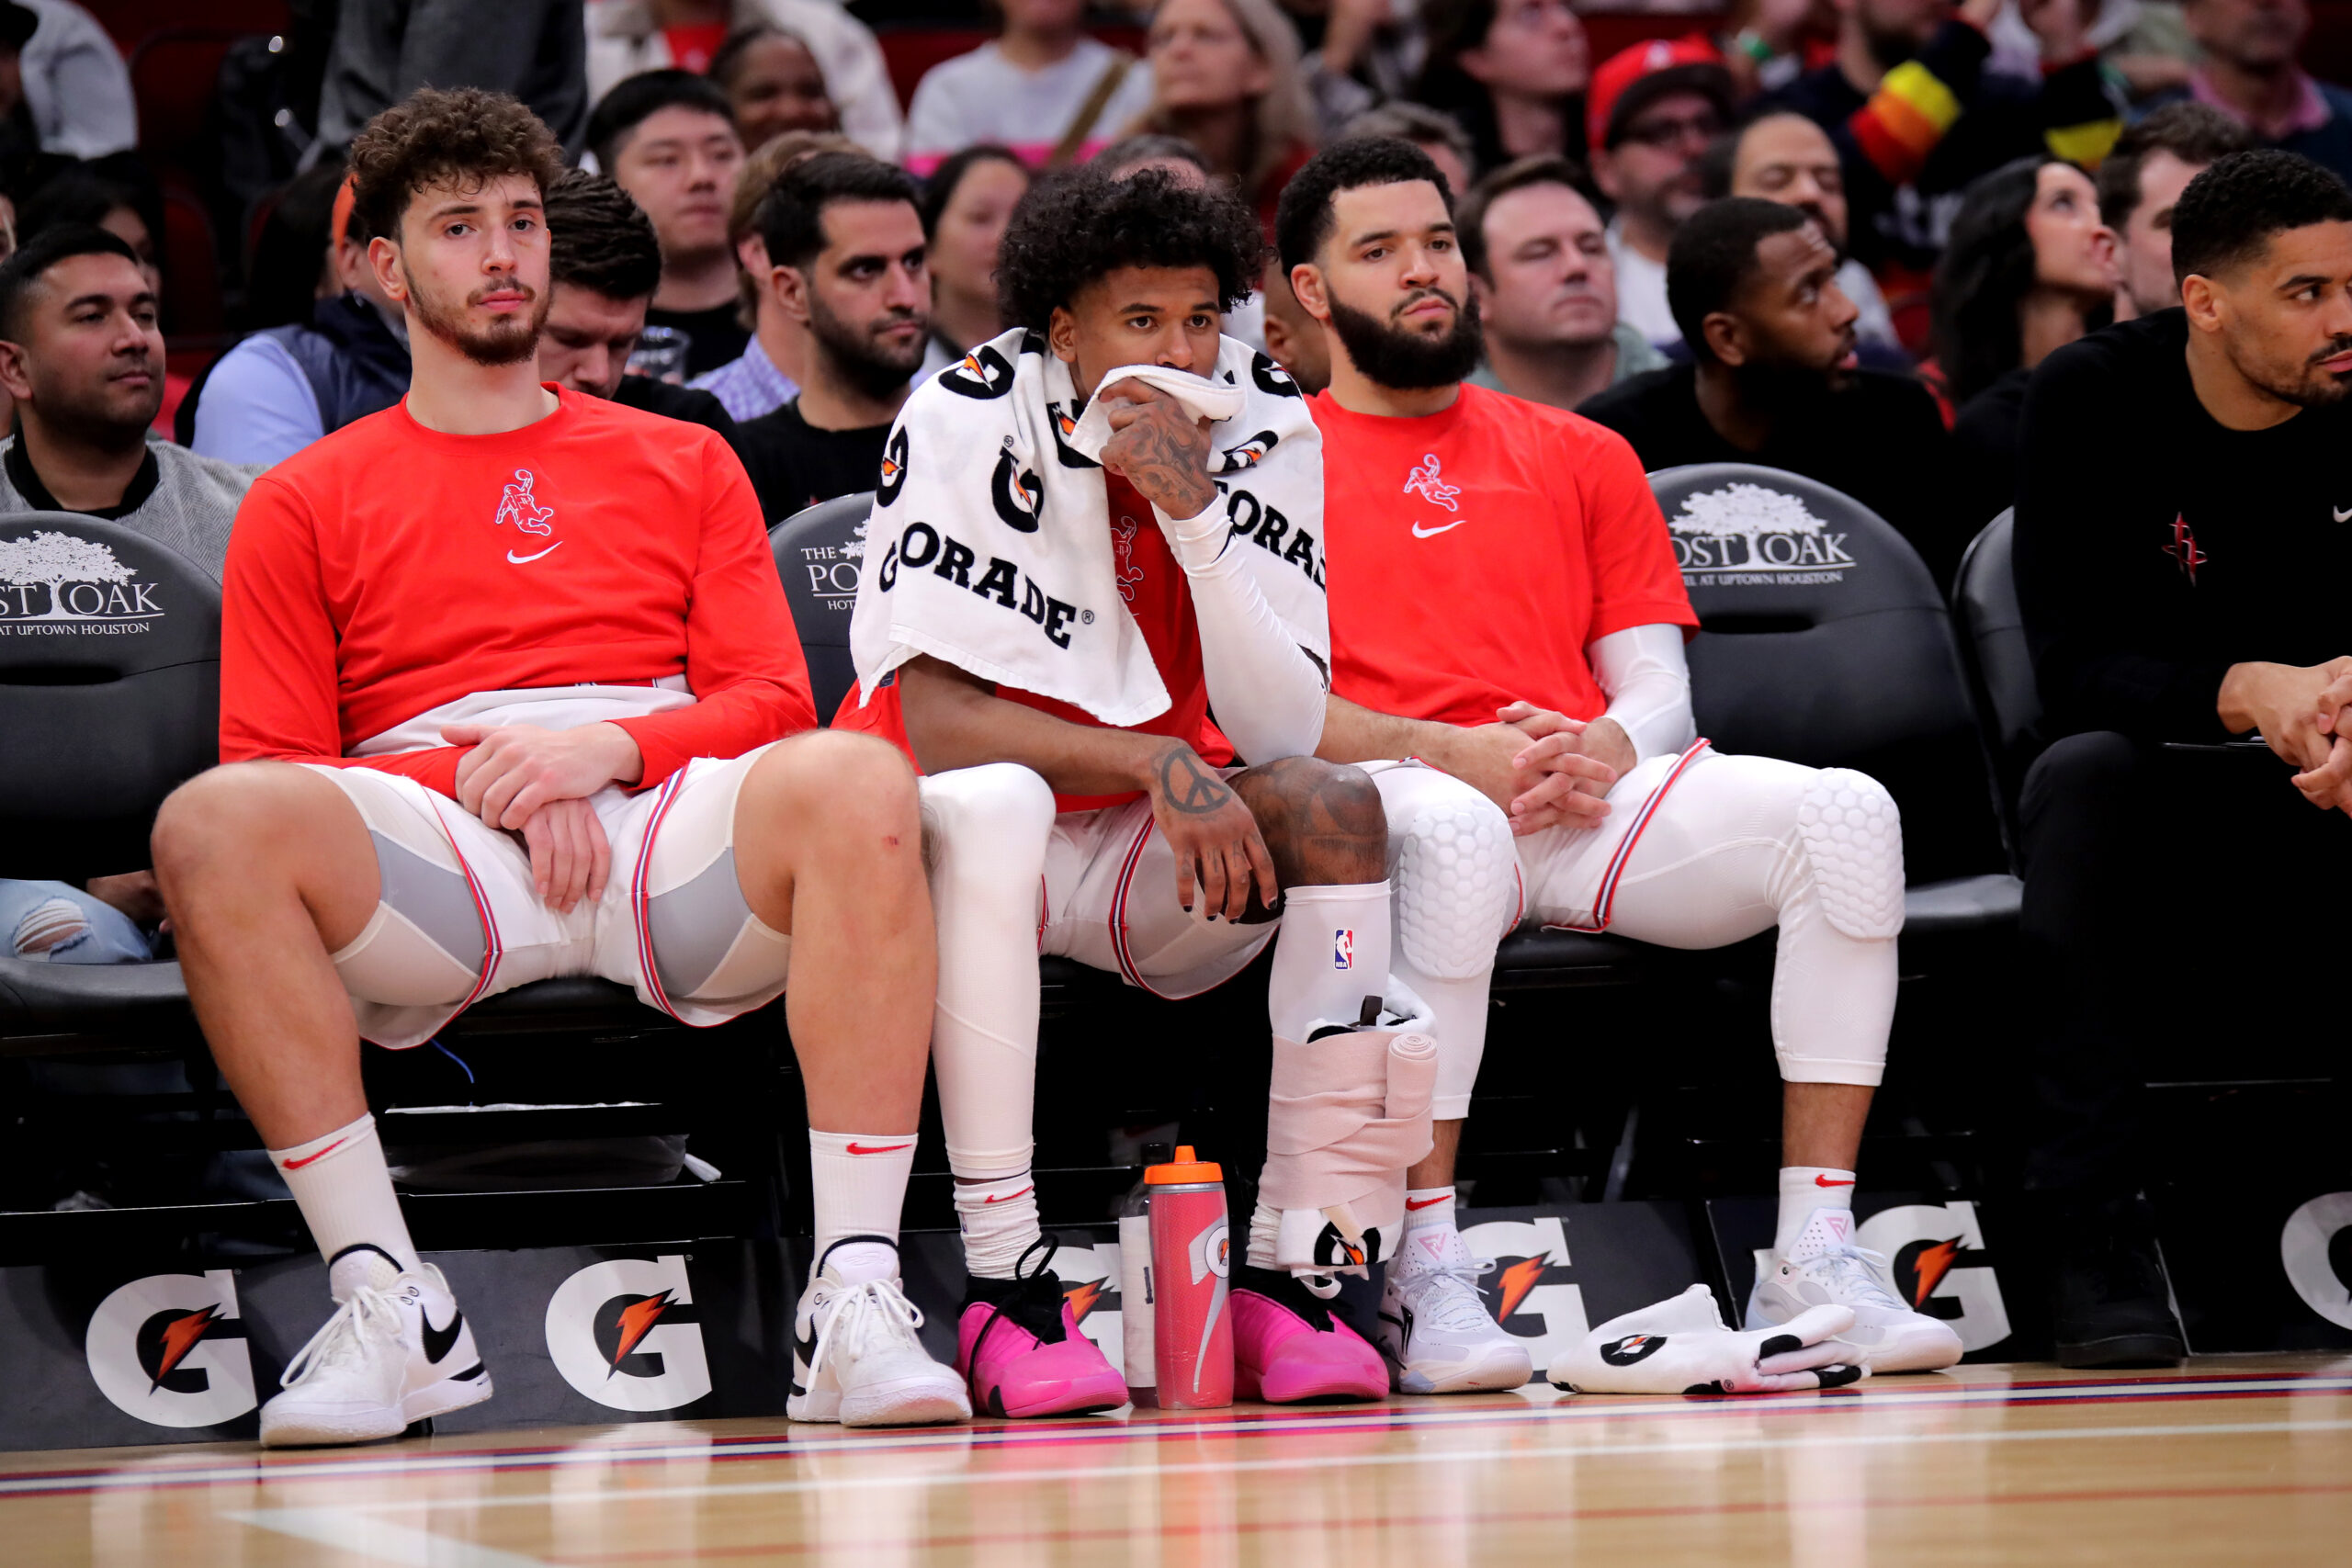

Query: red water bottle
left=1147, top=1145, right=1232, bottom=1409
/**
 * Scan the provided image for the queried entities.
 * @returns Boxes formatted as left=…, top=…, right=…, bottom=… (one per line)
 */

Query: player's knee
left=920, top=762, right=1054, bottom=886
left=1393, top=784, right=1517, bottom=980
left=151, top=763, right=307, bottom=891
left=1244, top=756, right=1386, bottom=884
left=758, top=729, right=922, bottom=846
left=1792, top=766, right=1905, bottom=941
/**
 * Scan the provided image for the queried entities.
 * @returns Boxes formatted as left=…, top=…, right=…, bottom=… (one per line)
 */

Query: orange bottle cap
left=1145, top=1144, right=1223, bottom=1183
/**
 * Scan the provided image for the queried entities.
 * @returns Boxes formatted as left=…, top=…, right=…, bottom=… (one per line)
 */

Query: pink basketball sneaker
left=956, top=1242, right=1127, bottom=1418
left=1232, top=1266, right=1386, bottom=1403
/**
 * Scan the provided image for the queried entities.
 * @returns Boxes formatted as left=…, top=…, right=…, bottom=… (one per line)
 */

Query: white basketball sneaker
left=260, top=1258, right=492, bottom=1447
left=788, top=1236, right=971, bottom=1427
left=1747, top=1208, right=1964, bottom=1373
left=1374, top=1224, right=1535, bottom=1393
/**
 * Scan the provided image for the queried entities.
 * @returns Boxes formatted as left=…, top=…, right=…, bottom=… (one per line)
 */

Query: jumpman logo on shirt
left=1401, top=454, right=1461, bottom=513
left=493, top=468, right=562, bottom=564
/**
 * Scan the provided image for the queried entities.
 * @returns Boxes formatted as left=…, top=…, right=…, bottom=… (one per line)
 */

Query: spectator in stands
left=904, top=0, right=1154, bottom=175
left=589, top=71, right=752, bottom=378
left=1588, top=39, right=1736, bottom=349
left=2010, top=150, right=2352, bottom=1366
left=1699, top=110, right=1905, bottom=358
left=1124, top=0, right=1318, bottom=234
left=2099, top=102, right=2256, bottom=320
left=1582, top=197, right=1968, bottom=585
left=1934, top=155, right=2117, bottom=528
left=236, top=161, right=358, bottom=333
left=1758, top=0, right=2118, bottom=333
left=18, top=170, right=160, bottom=299
left=1300, top=0, right=1428, bottom=139
left=691, top=129, right=859, bottom=420
left=192, top=178, right=410, bottom=468
left=1455, top=155, right=1667, bottom=410
left=0, top=226, right=253, bottom=573
left=0, top=1, right=135, bottom=163
left=588, top=0, right=903, bottom=161
left=2177, top=0, right=2352, bottom=185
left=916, top=144, right=1029, bottom=378
left=317, top=0, right=589, bottom=155
left=1411, top=0, right=1590, bottom=176
left=1337, top=101, right=1477, bottom=205
left=709, top=23, right=838, bottom=152
left=1984, top=0, right=2199, bottom=101
left=734, top=153, right=927, bottom=519
left=1278, top=139, right=1958, bottom=1386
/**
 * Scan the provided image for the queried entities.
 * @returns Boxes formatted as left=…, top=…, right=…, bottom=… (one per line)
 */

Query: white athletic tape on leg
left=1550, top=1283, right=1870, bottom=1395
left=1261, top=1012, right=1437, bottom=1271
left=1794, top=769, right=1905, bottom=941
left=1395, top=797, right=1517, bottom=980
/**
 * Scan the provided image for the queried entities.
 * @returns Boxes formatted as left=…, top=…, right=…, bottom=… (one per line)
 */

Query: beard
left=405, top=266, right=548, bottom=367
left=1327, top=288, right=1485, bottom=391
left=809, top=289, right=927, bottom=402
left=40, top=355, right=164, bottom=450
left=2245, top=333, right=2352, bottom=408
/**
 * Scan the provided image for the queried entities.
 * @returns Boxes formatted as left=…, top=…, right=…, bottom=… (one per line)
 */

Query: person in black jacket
left=2011, top=148, right=2352, bottom=1370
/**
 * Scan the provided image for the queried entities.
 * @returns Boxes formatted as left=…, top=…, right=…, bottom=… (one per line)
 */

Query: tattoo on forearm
left=1158, top=748, right=1235, bottom=814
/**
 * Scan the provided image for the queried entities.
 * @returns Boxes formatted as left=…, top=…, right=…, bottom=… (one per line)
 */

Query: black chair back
left=1951, top=510, right=2041, bottom=862
left=1649, top=465, right=2004, bottom=881
left=769, top=491, right=874, bottom=723
left=0, top=514, right=220, bottom=878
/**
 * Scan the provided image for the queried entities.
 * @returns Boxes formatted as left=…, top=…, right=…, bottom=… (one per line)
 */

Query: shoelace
left=279, top=1285, right=400, bottom=1389
left=809, top=1277, right=926, bottom=1377
left=1399, top=1258, right=1499, bottom=1333
left=1805, top=1244, right=1906, bottom=1311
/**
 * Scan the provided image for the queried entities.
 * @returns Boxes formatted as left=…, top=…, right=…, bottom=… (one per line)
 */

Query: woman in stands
left=1123, top=0, right=1318, bottom=236
left=710, top=24, right=840, bottom=152
left=916, top=144, right=1029, bottom=378
left=1933, top=154, right=2119, bottom=526
left=1410, top=0, right=1590, bottom=178
left=902, top=0, right=1156, bottom=175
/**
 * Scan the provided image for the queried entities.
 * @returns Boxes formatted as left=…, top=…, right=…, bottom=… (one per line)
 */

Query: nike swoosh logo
left=982, top=1186, right=1034, bottom=1205
left=1404, top=1196, right=1449, bottom=1210
left=845, top=1142, right=911, bottom=1156
left=280, top=1137, right=350, bottom=1170
left=1411, top=521, right=1465, bottom=538
left=790, top=1321, right=818, bottom=1396
left=2335, top=505, right=2352, bottom=522
left=421, top=1305, right=464, bottom=1365
left=1815, top=1175, right=1856, bottom=1188
left=507, top=542, right=564, bottom=564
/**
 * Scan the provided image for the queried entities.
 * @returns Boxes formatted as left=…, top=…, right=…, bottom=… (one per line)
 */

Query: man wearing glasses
left=1589, top=41, right=1737, bottom=351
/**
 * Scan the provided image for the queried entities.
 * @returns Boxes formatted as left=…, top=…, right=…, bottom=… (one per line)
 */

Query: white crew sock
left=808, top=1131, right=915, bottom=1280
left=1265, top=881, right=1394, bottom=1041
left=1777, top=1166, right=1857, bottom=1255
left=268, top=1112, right=418, bottom=1299
left=1403, top=1184, right=1456, bottom=1235
left=954, top=1170, right=1041, bottom=1280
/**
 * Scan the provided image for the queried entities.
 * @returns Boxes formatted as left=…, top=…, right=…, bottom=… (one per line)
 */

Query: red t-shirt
left=1311, top=383, right=1695, bottom=728
left=220, top=388, right=816, bottom=797
left=835, top=471, right=1231, bottom=809
left=663, top=21, right=729, bottom=73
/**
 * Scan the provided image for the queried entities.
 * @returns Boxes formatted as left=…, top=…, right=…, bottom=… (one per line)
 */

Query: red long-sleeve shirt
left=220, top=389, right=815, bottom=796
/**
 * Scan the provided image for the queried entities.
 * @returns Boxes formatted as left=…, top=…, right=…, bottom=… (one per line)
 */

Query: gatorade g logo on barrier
left=1464, top=1215, right=1584, bottom=1377
left=1333, top=929, right=1354, bottom=970
left=1600, top=1332, right=1668, bottom=1366
left=2280, top=1192, right=2352, bottom=1330
left=85, top=1270, right=257, bottom=1428
left=1854, top=1202, right=2009, bottom=1353
left=545, top=1255, right=712, bottom=1412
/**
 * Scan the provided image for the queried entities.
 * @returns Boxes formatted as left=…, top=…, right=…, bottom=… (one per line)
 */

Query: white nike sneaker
left=788, top=1236, right=971, bottom=1427
left=260, top=1260, right=492, bottom=1447
left=1746, top=1207, right=1964, bottom=1373
left=1374, top=1224, right=1535, bottom=1393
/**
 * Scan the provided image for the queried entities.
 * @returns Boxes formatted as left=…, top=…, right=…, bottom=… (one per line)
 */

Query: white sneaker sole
left=842, top=1373, right=971, bottom=1427
left=260, top=1368, right=493, bottom=1449
left=1391, top=1340, right=1534, bottom=1394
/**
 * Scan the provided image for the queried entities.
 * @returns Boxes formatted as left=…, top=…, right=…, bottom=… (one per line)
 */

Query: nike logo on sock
left=421, top=1305, right=465, bottom=1365
left=1405, top=1196, right=1449, bottom=1210
left=1814, top=1175, right=1855, bottom=1188
left=280, top=1136, right=351, bottom=1170
left=981, top=1186, right=1034, bottom=1204
left=845, top=1142, right=911, bottom=1156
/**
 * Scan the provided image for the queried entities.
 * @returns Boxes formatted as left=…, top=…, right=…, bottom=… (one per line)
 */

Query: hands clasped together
left=2224, top=657, right=2352, bottom=814
left=442, top=720, right=645, bottom=915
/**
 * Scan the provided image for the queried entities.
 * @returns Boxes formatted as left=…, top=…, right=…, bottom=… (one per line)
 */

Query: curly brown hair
left=348, top=87, right=566, bottom=250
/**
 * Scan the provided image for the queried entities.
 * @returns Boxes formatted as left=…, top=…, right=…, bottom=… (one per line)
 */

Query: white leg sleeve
left=1596, top=753, right=1898, bottom=1087
left=1372, top=765, right=1518, bottom=1120
left=921, top=763, right=1057, bottom=1179
left=1265, top=881, right=1392, bottom=1041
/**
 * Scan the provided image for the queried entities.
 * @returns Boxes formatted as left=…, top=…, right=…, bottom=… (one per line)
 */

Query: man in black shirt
left=2013, top=149, right=2352, bottom=1367
left=587, top=71, right=752, bottom=378
left=735, top=153, right=928, bottom=522
left=1580, top=198, right=1965, bottom=587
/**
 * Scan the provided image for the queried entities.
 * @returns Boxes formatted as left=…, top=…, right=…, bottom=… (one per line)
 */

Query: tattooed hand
left=1097, top=380, right=1218, bottom=520
left=1146, top=741, right=1279, bottom=919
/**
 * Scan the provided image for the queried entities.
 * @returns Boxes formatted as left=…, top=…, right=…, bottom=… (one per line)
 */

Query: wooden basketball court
left=7, top=1354, right=2349, bottom=1564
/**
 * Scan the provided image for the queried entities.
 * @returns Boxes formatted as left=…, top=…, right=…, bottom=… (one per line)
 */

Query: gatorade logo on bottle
left=1333, top=929, right=1355, bottom=970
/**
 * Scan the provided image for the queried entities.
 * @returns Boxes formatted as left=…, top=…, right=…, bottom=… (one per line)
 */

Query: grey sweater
left=0, top=436, right=259, bottom=583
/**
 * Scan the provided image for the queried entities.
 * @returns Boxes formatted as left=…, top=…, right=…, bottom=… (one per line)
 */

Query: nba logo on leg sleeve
left=1334, top=929, right=1355, bottom=970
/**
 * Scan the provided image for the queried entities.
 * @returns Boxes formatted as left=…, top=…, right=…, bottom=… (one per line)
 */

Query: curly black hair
left=2171, top=148, right=2352, bottom=287
left=1274, top=137, right=1448, bottom=274
left=994, top=165, right=1265, bottom=334
left=350, top=86, right=566, bottom=250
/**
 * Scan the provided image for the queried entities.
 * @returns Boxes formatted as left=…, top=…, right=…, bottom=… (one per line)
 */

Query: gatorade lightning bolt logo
left=1491, top=1257, right=1548, bottom=1325
left=1063, top=1280, right=1106, bottom=1325
left=148, top=1304, right=223, bottom=1391
left=608, top=1291, right=675, bottom=1377
left=1333, top=929, right=1355, bottom=970
left=1907, top=1239, right=1963, bottom=1309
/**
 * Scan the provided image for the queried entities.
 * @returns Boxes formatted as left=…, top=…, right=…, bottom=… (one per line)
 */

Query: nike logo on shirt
left=507, top=542, right=564, bottom=565
left=1411, top=521, right=1465, bottom=538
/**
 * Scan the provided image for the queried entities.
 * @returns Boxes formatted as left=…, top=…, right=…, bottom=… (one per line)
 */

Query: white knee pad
left=1393, top=792, right=1517, bottom=981
left=1793, top=769, right=1905, bottom=941
left=920, top=761, right=1057, bottom=880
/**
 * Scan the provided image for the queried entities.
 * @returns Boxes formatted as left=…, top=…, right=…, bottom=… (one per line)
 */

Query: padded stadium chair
left=1951, top=510, right=2041, bottom=866
left=0, top=516, right=218, bottom=1053
left=1645, top=464, right=2020, bottom=950
left=769, top=491, right=872, bottom=724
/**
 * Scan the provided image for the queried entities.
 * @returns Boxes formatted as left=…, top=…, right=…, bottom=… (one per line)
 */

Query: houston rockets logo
left=1402, top=454, right=1460, bottom=512
left=2164, top=513, right=2208, bottom=583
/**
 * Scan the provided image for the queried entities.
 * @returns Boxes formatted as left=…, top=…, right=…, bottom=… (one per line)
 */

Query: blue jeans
left=0, top=879, right=156, bottom=964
